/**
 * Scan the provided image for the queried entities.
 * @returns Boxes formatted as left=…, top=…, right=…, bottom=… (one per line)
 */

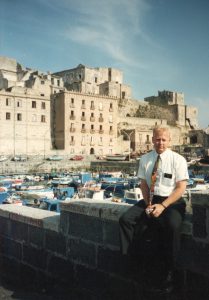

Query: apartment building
left=52, top=91, right=118, bottom=156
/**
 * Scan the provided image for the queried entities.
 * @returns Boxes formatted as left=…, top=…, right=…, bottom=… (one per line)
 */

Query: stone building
left=52, top=91, right=118, bottom=156
left=0, top=56, right=201, bottom=157
left=0, top=56, right=64, bottom=156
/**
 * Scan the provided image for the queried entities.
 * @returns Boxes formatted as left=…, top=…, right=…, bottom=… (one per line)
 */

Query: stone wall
left=0, top=193, right=208, bottom=299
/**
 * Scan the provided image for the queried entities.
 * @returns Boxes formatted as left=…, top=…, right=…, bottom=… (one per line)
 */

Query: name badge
left=164, top=173, right=172, bottom=179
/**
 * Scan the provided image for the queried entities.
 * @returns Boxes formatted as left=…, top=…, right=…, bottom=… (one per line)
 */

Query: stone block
left=45, top=229, right=66, bottom=255
left=23, top=244, right=47, bottom=270
left=10, top=220, right=28, bottom=242
left=67, top=237, right=96, bottom=267
left=1, top=237, right=22, bottom=260
left=28, top=224, right=44, bottom=248
left=75, top=264, right=109, bottom=295
left=97, top=246, right=124, bottom=275
left=0, top=216, right=10, bottom=237
left=193, top=205, right=207, bottom=238
left=103, top=220, right=120, bottom=248
left=68, top=212, right=103, bottom=243
left=59, top=211, right=69, bottom=235
left=48, top=255, right=74, bottom=283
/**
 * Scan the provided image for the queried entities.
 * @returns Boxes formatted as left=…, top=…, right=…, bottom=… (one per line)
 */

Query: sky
left=0, top=0, right=209, bottom=129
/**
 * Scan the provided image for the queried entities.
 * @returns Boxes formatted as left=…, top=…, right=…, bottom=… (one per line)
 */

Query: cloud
left=59, top=0, right=151, bottom=67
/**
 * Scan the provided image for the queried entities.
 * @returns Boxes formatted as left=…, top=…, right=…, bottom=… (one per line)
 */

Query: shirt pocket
left=161, top=172, right=175, bottom=187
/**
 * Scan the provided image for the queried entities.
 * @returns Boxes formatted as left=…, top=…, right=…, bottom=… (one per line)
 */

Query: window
left=71, top=98, right=74, bottom=104
left=6, top=98, right=11, bottom=106
left=41, top=80, right=45, bottom=85
left=70, top=111, right=74, bottom=116
left=57, top=80, right=60, bottom=86
left=40, top=93, right=45, bottom=96
left=82, top=124, right=85, bottom=129
left=95, top=77, right=97, bottom=83
left=82, top=111, right=85, bottom=117
left=41, top=115, right=46, bottom=122
left=32, top=101, right=36, bottom=108
left=41, top=102, right=46, bottom=109
left=91, top=124, right=94, bottom=130
left=17, top=100, right=22, bottom=107
left=17, top=113, right=22, bottom=121
left=81, top=99, right=86, bottom=109
left=6, top=112, right=11, bottom=120
left=51, top=78, right=54, bottom=85
left=90, top=101, right=95, bottom=109
left=91, top=112, right=94, bottom=118
left=99, top=125, right=103, bottom=130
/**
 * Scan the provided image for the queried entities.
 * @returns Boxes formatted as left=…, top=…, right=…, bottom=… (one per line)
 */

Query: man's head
left=152, top=126, right=171, bottom=154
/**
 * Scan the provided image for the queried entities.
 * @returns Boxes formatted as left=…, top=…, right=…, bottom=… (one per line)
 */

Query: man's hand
left=147, top=203, right=165, bottom=217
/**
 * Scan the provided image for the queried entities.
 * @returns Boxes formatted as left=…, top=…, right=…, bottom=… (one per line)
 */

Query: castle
left=0, top=56, right=199, bottom=157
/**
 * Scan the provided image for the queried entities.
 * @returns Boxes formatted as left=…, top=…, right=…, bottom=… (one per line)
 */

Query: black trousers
left=119, top=196, right=186, bottom=270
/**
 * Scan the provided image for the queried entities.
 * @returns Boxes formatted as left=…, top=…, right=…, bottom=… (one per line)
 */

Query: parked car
left=70, top=155, right=84, bottom=161
left=11, top=156, right=27, bottom=161
left=46, top=155, right=63, bottom=161
left=0, top=156, right=8, bottom=162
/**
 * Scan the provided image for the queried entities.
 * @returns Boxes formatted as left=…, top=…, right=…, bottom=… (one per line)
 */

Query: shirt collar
left=154, top=148, right=170, bottom=160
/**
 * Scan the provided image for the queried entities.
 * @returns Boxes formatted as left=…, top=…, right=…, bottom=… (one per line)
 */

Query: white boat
left=106, top=154, right=127, bottom=161
left=123, top=187, right=143, bottom=204
left=74, top=185, right=112, bottom=201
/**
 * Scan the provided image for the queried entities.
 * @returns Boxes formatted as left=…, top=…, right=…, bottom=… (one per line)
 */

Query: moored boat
left=106, top=154, right=127, bottom=161
left=123, top=187, right=143, bottom=204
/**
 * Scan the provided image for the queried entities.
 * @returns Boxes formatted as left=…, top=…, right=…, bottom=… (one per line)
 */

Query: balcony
left=109, top=108, right=113, bottom=112
left=90, top=129, right=95, bottom=134
left=90, top=106, right=95, bottom=110
left=90, top=117, right=95, bottom=122
left=99, top=118, right=104, bottom=122
left=81, top=129, right=86, bottom=133
left=109, top=130, right=114, bottom=135
left=70, top=104, right=75, bottom=108
left=70, top=115, right=75, bottom=120
left=99, top=130, right=104, bottom=134
left=70, top=128, right=75, bottom=133
left=81, top=116, right=86, bottom=121
left=81, top=105, right=86, bottom=109
left=70, top=141, right=75, bottom=145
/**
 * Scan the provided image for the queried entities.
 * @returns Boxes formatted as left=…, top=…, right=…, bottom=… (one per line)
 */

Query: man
left=119, top=126, right=189, bottom=292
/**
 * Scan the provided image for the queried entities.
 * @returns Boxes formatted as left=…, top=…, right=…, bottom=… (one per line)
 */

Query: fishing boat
left=123, top=187, right=143, bottom=204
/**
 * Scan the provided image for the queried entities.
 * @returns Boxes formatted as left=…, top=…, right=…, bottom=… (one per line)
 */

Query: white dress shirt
left=138, top=149, right=189, bottom=197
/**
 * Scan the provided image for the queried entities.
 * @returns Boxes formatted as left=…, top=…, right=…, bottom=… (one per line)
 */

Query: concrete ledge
left=60, top=199, right=130, bottom=221
left=0, top=204, right=60, bottom=232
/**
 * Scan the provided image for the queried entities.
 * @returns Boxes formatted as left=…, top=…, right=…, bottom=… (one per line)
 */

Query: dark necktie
left=149, top=154, right=160, bottom=204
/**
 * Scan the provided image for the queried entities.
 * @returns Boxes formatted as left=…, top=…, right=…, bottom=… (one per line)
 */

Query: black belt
left=153, top=195, right=184, bottom=205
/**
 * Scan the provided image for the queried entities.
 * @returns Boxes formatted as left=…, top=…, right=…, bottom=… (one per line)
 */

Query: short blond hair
left=153, top=126, right=171, bottom=139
